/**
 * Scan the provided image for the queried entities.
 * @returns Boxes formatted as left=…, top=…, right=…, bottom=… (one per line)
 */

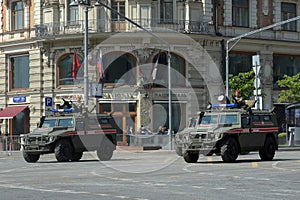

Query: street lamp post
left=70, top=0, right=90, bottom=109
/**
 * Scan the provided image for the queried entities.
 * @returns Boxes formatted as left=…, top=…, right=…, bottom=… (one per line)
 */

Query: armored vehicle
left=21, top=109, right=117, bottom=163
left=175, top=103, right=279, bottom=163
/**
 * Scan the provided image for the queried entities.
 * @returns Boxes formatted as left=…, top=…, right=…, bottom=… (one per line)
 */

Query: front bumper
left=182, top=132, right=219, bottom=152
left=20, top=135, right=54, bottom=153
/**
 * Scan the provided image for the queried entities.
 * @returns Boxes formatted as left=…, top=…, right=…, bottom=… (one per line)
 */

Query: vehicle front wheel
left=23, top=151, right=40, bottom=163
left=221, top=137, right=239, bottom=162
left=183, top=151, right=199, bottom=163
left=259, top=137, right=276, bottom=161
left=55, top=140, right=73, bottom=162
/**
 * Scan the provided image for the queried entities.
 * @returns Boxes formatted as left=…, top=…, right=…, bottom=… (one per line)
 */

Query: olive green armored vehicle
left=21, top=102, right=117, bottom=163
left=175, top=103, right=279, bottom=163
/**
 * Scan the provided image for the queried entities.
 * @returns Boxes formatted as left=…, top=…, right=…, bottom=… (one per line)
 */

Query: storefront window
left=273, top=55, right=300, bottom=88
left=153, top=102, right=186, bottom=133
left=12, top=109, right=29, bottom=135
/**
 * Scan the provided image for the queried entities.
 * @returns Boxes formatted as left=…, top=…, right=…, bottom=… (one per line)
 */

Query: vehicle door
left=238, top=114, right=256, bottom=150
left=249, top=114, right=266, bottom=148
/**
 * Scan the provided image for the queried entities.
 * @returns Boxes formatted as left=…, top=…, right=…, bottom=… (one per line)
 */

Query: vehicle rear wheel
left=183, top=151, right=199, bottom=163
left=97, top=138, right=115, bottom=161
left=259, top=137, right=276, bottom=161
left=71, top=152, right=83, bottom=162
left=23, top=151, right=40, bottom=163
left=55, top=140, right=73, bottom=162
left=221, top=137, right=239, bottom=162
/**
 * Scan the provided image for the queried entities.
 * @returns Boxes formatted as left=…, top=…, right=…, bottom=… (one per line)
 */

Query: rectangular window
left=232, top=0, right=249, bottom=27
left=281, top=3, right=296, bottom=31
left=69, top=4, right=79, bottom=25
left=273, top=55, right=300, bottom=88
left=10, top=54, right=30, bottom=90
left=112, top=0, right=125, bottom=21
left=160, top=0, right=173, bottom=23
left=12, top=1, right=24, bottom=30
left=229, top=53, right=254, bottom=75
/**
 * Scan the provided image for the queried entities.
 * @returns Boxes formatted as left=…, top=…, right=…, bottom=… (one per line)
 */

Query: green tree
left=277, top=73, right=300, bottom=103
left=229, top=71, right=255, bottom=100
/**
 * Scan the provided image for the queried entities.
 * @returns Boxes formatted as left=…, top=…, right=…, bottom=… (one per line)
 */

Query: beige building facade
left=0, top=0, right=299, bottom=146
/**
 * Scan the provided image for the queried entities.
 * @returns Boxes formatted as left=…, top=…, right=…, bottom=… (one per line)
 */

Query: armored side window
left=58, top=118, right=74, bottom=127
left=75, top=120, right=85, bottom=131
left=220, top=114, right=238, bottom=124
left=262, top=115, right=274, bottom=125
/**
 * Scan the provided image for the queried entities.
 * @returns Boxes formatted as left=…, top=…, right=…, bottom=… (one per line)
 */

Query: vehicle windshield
left=199, top=115, right=218, bottom=126
left=220, top=114, right=238, bottom=124
left=41, top=119, right=56, bottom=128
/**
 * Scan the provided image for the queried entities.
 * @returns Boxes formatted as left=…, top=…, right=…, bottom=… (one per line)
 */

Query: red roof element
left=0, top=106, right=28, bottom=119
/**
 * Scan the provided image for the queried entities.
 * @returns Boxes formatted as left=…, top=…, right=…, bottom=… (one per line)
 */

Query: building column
left=184, top=1, right=189, bottom=32
left=259, top=49, right=273, bottom=110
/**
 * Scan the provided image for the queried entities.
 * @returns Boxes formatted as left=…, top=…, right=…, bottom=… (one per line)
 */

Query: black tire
left=259, top=137, right=276, bottom=161
left=23, top=151, right=40, bottom=163
left=71, top=152, right=83, bottom=162
left=175, top=145, right=183, bottom=156
left=221, top=137, right=239, bottom=162
left=97, top=138, right=115, bottom=161
left=183, top=151, right=199, bottom=163
left=55, top=140, right=73, bottom=162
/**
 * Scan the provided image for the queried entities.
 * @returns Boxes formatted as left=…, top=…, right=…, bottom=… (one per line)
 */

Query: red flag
left=97, top=50, right=105, bottom=80
left=72, top=51, right=81, bottom=80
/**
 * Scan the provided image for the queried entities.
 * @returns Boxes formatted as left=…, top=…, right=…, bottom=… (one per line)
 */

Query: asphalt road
left=0, top=149, right=300, bottom=200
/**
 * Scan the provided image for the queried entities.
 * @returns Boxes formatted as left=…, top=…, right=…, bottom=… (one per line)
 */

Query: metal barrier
left=0, top=135, right=21, bottom=152
left=130, top=134, right=173, bottom=148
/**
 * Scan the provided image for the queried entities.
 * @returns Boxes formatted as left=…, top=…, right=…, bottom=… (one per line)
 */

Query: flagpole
left=83, top=5, right=89, bottom=109
left=167, top=48, right=172, bottom=149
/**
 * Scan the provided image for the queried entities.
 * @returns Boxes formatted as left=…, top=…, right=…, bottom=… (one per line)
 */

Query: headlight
left=48, top=136, right=55, bottom=142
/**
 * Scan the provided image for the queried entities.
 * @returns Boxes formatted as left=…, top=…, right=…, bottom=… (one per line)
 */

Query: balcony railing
left=35, top=18, right=214, bottom=37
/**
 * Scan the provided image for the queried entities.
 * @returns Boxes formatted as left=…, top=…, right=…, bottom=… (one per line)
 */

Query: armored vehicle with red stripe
left=21, top=105, right=117, bottom=163
left=175, top=103, right=279, bottom=163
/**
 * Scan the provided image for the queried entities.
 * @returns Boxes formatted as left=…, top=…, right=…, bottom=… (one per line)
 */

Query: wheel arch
left=216, top=134, right=241, bottom=153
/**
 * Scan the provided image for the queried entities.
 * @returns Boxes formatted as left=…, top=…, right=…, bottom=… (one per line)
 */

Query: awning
left=0, top=105, right=28, bottom=119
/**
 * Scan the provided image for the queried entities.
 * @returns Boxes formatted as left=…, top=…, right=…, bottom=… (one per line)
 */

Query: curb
left=278, top=145, right=300, bottom=151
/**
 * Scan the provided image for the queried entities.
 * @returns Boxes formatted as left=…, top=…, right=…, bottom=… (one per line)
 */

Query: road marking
left=251, top=162, right=259, bottom=168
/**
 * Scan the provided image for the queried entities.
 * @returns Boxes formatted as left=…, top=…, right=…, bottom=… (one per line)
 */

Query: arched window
left=152, top=52, right=185, bottom=87
left=57, top=53, right=83, bottom=86
left=103, top=52, right=136, bottom=85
